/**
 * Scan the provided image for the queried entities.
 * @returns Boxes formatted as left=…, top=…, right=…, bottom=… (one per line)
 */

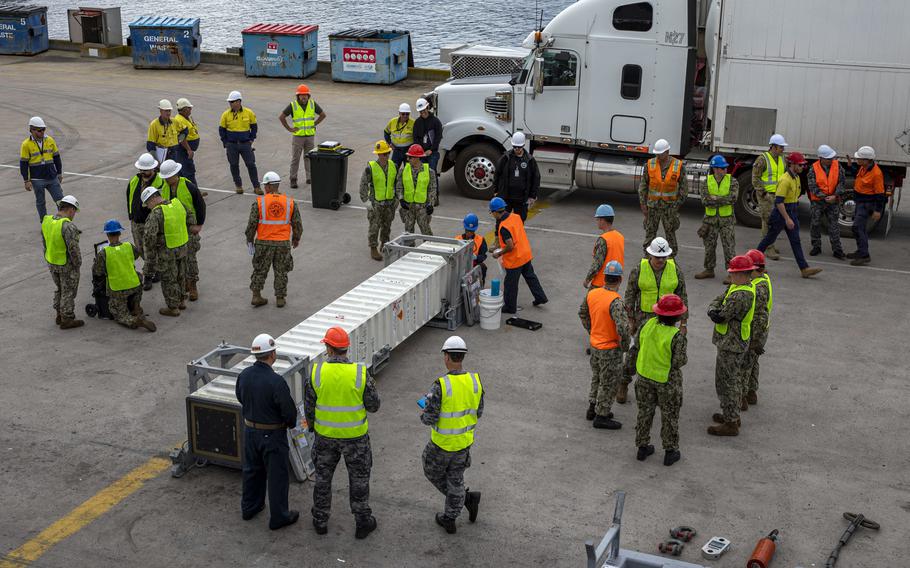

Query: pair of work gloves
left=398, top=200, right=433, bottom=215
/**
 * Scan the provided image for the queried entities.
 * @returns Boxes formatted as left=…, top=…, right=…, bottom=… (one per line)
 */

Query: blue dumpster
left=242, top=23, right=318, bottom=79
left=329, top=29, right=412, bottom=85
left=128, top=16, right=201, bottom=69
left=0, top=4, right=48, bottom=56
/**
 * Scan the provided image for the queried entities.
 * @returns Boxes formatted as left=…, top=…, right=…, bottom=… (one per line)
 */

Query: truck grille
left=484, top=90, right=511, bottom=122
left=451, top=54, right=524, bottom=79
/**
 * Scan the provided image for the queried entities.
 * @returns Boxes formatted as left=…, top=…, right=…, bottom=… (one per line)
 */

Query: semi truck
left=428, top=0, right=910, bottom=234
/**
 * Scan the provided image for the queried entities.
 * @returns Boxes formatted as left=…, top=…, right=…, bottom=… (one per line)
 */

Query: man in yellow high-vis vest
left=420, top=336, right=484, bottom=534
left=147, top=99, right=179, bottom=163
left=92, top=219, right=155, bottom=332
left=141, top=187, right=199, bottom=317
left=396, top=144, right=437, bottom=235
left=279, top=84, right=326, bottom=188
left=695, top=155, right=739, bottom=281
left=159, top=160, right=206, bottom=301
left=751, top=134, right=788, bottom=260
left=384, top=103, right=415, bottom=167
left=359, top=140, right=398, bottom=261
left=743, top=249, right=773, bottom=408
left=21, top=116, right=64, bottom=221
left=41, top=194, right=82, bottom=329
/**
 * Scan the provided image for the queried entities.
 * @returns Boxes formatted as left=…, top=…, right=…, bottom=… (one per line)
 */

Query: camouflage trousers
left=423, top=441, right=471, bottom=521
left=643, top=206, right=680, bottom=256
left=702, top=216, right=736, bottom=271
left=156, top=248, right=187, bottom=309
left=622, top=312, right=654, bottom=385
left=715, top=348, right=747, bottom=422
left=250, top=244, right=294, bottom=297
left=109, top=286, right=142, bottom=327
left=130, top=221, right=153, bottom=274
left=809, top=201, right=843, bottom=253
left=588, top=347, right=624, bottom=416
left=743, top=335, right=767, bottom=395
left=400, top=205, right=433, bottom=235
left=758, top=191, right=775, bottom=237
left=186, top=233, right=201, bottom=283
left=311, top=434, right=373, bottom=524
left=50, top=265, right=80, bottom=320
left=367, top=201, right=396, bottom=248
left=634, top=375, right=683, bottom=450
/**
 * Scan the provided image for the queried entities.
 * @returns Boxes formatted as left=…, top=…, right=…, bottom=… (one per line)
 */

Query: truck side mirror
left=533, top=57, right=544, bottom=96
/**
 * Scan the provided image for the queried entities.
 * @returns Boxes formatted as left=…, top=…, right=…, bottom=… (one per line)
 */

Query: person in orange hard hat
left=742, top=249, right=772, bottom=409
left=305, top=326, right=381, bottom=539
left=279, top=84, right=326, bottom=189
left=396, top=144, right=437, bottom=235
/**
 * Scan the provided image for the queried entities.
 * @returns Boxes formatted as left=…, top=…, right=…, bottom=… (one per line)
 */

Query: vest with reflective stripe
left=291, top=99, right=316, bottom=136
left=369, top=160, right=396, bottom=201
left=498, top=212, right=533, bottom=269
left=128, top=174, right=166, bottom=216
left=636, top=318, right=679, bottom=383
left=431, top=372, right=483, bottom=452
left=646, top=158, right=682, bottom=202
left=159, top=200, right=189, bottom=249
left=23, top=136, right=57, bottom=167
left=760, top=152, right=785, bottom=194
left=163, top=178, right=195, bottom=218
left=586, top=288, right=621, bottom=350
left=591, top=229, right=625, bottom=288
left=809, top=161, right=839, bottom=201
left=705, top=174, right=733, bottom=217
left=715, top=283, right=756, bottom=340
left=256, top=194, right=294, bottom=242
left=311, top=362, right=368, bottom=439
left=638, top=258, right=678, bottom=313
left=105, top=243, right=140, bottom=291
left=753, top=273, right=773, bottom=329
left=386, top=117, right=414, bottom=148
left=402, top=163, right=430, bottom=204
left=456, top=233, right=483, bottom=257
left=42, top=215, right=69, bottom=265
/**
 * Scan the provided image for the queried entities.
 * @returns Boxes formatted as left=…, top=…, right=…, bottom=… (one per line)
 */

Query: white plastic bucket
left=479, top=289, right=504, bottom=330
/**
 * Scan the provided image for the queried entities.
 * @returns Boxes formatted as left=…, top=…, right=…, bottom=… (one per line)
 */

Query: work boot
left=636, top=444, right=655, bottom=461
left=151, top=272, right=161, bottom=283
left=809, top=246, right=821, bottom=256
left=663, top=449, right=681, bottom=467
left=355, top=516, right=377, bottom=539
left=746, top=390, right=758, bottom=405
left=370, top=247, right=383, bottom=261
left=833, top=250, right=846, bottom=260
left=187, top=281, right=198, bottom=301
left=585, top=402, right=596, bottom=421
left=253, top=187, right=264, bottom=196
left=464, top=490, right=481, bottom=523
left=435, top=513, right=456, bottom=534
left=59, top=318, right=85, bottom=329
left=707, top=421, right=740, bottom=436
left=201, top=191, right=209, bottom=198
left=242, top=504, right=264, bottom=521
left=312, top=518, right=327, bottom=535
left=159, top=307, right=180, bottom=317
left=235, top=186, right=244, bottom=194
left=592, top=415, right=621, bottom=430
left=143, top=277, right=154, bottom=291
left=137, top=318, right=157, bottom=332
left=846, top=251, right=860, bottom=259
left=801, top=267, right=823, bottom=278
left=290, top=178, right=298, bottom=189
left=694, top=269, right=714, bottom=279
left=306, top=178, right=311, bottom=185
left=251, top=291, right=268, bottom=307
left=615, top=383, right=628, bottom=404
left=178, top=300, right=187, bottom=310
left=740, top=397, right=749, bottom=411
left=269, top=510, right=299, bottom=531
left=55, top=310, right=62, bottom=325
left=765, top=245, right=780, bottom=260
left=712, top=413, right=740, bottom=427
left=850, top=256, right=871, bottom=266
left=722, top=276, right=732, bottom=285
left=276, top=296, right=286, bottom=308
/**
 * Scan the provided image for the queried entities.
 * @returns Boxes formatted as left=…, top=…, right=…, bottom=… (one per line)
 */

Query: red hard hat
left=296, top=84, right=310, bottom=95
left=406, top=144, right=425, bottom=158
left=787, top=151, right=807, bottom=165
left=653, top=294, right=687, bottom=317
left=727, top=255, right=757, bottom=273
left=746, top=249, right=766, bottom=267
left=321, top=326, right=350, bottom=348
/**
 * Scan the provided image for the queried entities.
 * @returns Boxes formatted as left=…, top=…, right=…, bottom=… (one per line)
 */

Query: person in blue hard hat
left=585, top=204, right=625, bottom=289
left=489, top=196, right=548, bottom=314
left=695, top=155, right=738, bottom=282
left=92, top=219, right=156, bottom=332
left=455, top=213, right=488, bottom=285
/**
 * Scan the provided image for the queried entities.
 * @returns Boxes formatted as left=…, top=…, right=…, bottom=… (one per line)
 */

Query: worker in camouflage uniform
left=695, top=155, right=738, bottom=282
left=41, top=195, right=83, bottom=329
left=420, top=336, right=483, bottom=534
left=807, top=144, right=845, bottom=259
left=752, top=134, right=788, bottom=260
left=142, top=187, right=197, bottom=317
left=306, top=327, right=380, bottom=539
left=638, top=139, right=687, bottom=256
left=706, top=255, right=756, bottom=436
left=126, top=153, right=167, bottom=291
left=579, top=261, right=630, bottom=430
left=621, top=237, right=687, bottom=403
left=634, top=293, right=687, bottom=466
left=245, top=172, right=303, bottom=308
left=92, top=219, right=156, bottom=332
left=158, top=160, right=206, bottom=301
left=583, top=204, right=625, bottom=289
left=396, top=144, right=436, bottom=235
left=743, top=249, right=772, bottom=407
left=360, top=140, right=398, bottom=261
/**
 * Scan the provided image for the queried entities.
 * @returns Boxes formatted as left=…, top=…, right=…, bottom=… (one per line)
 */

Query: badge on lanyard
left=514, top=166, right=520, bottom=178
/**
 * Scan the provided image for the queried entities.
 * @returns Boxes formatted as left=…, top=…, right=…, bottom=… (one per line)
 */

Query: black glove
left=399, top=199, right=409, bottom=210
left=707, top=310, right=724, bottom=324
left=426, top=205, right=434, bottom=215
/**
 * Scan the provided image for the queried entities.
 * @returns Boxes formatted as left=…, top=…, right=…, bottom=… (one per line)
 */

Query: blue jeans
left=31, top=178, right=64, bottom=220
left=225, top=141, right=259, bottom=189
left=757, top=203, right=808, bottom=269
left=421, top=152, right=439, bottom=172
left=852, top=201, right=877, bottom=257
left=175, top=140, right=199, bottom=186
left=391, top=147, right=407, bottom=168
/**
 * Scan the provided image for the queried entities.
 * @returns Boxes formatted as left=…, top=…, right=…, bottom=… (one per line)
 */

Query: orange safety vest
left=456, top=233, right=483, bottom=257
left=590, top=230, right=625, bottom=288
left=810, top=161, right=840, bottom=201
left=853, top=164, right=885, bottom=196
left=586, top=288, right=621, bottom=350
left=255, top=194, right=294, bottom=241
left=646, top=158, right=682, bottom=202
left=497, top=213, right=532, bottom=269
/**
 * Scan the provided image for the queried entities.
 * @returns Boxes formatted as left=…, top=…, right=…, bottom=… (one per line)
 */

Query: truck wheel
left=825, top=198, right=881, bottom=238
left=454, top=142, right=501, bottom=200
left=733, top=171, right=762, bottom=228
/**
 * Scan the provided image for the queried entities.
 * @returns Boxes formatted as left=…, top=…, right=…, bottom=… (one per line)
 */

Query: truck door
left=523, top=48, right=580, bottom=141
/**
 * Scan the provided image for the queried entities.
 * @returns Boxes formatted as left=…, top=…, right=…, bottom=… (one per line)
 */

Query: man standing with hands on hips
left=279, top=84, right=326, bottom=189
left=494, top=132, right=539, bottom=221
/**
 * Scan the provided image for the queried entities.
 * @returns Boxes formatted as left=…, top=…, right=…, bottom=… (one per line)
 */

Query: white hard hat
left=227, top=90, right=242, bottom=102
left=511, top=131, right=527, bottom=148
left=262, top=171, right=281, bottom=184
left=176, top=97, right=193, bottom=110
left=817, top=145, right=837, bottom=160
left=58, top=195, right=79, bottom=210
left=398, top=103, right=411, bottom=114
left=854, top=145, right=875, bottom=160
left=28, top=116, right=46, bottom=128
left=134, top=153, right=159, bottom=171
left=415, top=97, right=429, bottom=112
left=251, top=333, right=277, bottom=354
left=651, top=139, right=671, bottom=154
left=441, top=335, right=468, bottom=353
left=141, top=186, right=160, bottom=204
left=646, top=237, right=673, bottom=258
left=769, top=134, right=788, bottom=147
left=158, top=99, right=173, bottom=111
left=159, top=159, right=182, bottom=179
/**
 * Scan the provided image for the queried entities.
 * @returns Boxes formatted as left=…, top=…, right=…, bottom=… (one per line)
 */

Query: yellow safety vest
left=105, top=243, right=140, bottom=291
left=369, top=160, right=396, bottom=201
left=290, top=99, right=316, bottom=136
left=705, top=174, right=733, bottom=217
left=128, top=174, right=166, bottom=216
left=385, top=117, right=414, bottom=148
left=42, top=215, right=70, bottom=265
left=148, top=118, right=178, bottom=148
left=638, top=258, right=678, bottom=313
left=431, top=372, right=483, bottom=452
left=159, top=200, right=189, bottom=249
left=402, top=163, right=430, bottom=204
left=311, top=362, right=368, bottom=439
left=163, top=178, right=195, bottom=218
left=760, top=152, right=785, bottom=194
left=636, top=318, right=679, bottom=383
left=715, top=283, right=756, bottom=341
left=753, top=274, right=773, bottom=329
left=21, top=136, right=59, bottom=167
left=173, top=113, right=199, bottom=142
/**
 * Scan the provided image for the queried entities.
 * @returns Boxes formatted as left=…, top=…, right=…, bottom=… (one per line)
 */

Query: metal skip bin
left=128, top=16, right=201, bottom=69
left=329, top=29, right=413, bottom=85
left=242, top=23, right=317, bottom=79
left=0, top=4, right=48, bottom=56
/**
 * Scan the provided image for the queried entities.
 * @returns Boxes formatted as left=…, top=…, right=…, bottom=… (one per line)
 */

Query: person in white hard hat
left=638, top=138, right=688, bottom=257
left=413, top=97, right=443, bottom=177
left=245, top=172, right=303, bottom=308
left=21, top=116, right=65, bottom=221
left=279, top=84, right=326, bottom=188
left=235, top=333, right=300, bottom=531
left=159, top=160, right=206, bottom=301
left=219, top=90, right=260, bottom=194
left=41, top=195, right=83, bottom=329
left=126, top=153, right=167, bottom=291
left=751, top=134, right=788, bottom=260
left=419, top=336, right=484, bottom=534
left=845, top=145, right=886, bottom=265
left=147, top=99, right=178, bottom=164
left=493, top=131, right=540, bottom=221
left=807, top=144, right=846, bottom=259
left=384, top=103, right=415, bottom=167
left=173, top=98, right=200, bottom=187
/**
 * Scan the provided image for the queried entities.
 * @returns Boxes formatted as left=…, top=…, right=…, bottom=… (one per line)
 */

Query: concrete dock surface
left=1, top=51, right=908, bottom=567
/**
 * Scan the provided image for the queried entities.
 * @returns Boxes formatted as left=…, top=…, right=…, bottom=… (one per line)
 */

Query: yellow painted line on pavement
left=0, top=456, right=170, bottom=568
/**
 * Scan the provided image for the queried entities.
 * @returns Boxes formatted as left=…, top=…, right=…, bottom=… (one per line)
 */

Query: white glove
left=364, top=200, right=374, bottom=212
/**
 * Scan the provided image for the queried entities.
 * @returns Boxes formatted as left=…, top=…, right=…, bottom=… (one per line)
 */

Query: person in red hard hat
left=305, top=326, right=381, bottom=539
left=756, top=152, right=823, bottom=278
left=279, top=84, right=326, bottom=189
left=633, top=293, right=688, bottom=466
left=742, top=249, right=772, bottom=409
left=396, top=144, right=436, bottom=235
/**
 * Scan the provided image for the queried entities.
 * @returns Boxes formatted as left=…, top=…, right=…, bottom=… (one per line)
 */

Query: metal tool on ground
left=825, top=512, right=880, bottom=568
left=670, top=526, right=697, bottom=542
left=747, top=529, right=779, bottom=568
left=658, top=539, right=685, bottom=556
left=701, top=536, right=731, bottom=560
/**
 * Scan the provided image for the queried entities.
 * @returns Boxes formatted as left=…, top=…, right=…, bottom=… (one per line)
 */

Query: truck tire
left=823, top=197, right=881, bottom=238
left=733, top=171, right=762, bottom=228
left=454, top=142, right=501, bottom=200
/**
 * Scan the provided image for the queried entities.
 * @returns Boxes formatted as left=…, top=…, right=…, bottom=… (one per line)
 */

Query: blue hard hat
left=709, top=154, right=729, bottom=168
left=489, top=196, right=507, bottom=212
left=595, top=204, right=615, bottom=218
left=604, top=260, right=623, bottom=276
left=463, top=213, right=479, bottom=231
left=103, top=219, right=124, bottom=234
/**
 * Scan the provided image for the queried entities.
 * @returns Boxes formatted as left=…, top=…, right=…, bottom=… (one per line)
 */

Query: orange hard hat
left=727, top=255, right=756, bottom=273
left=406, top=144, right=425, bottom=158
left=296, top=84, right=310, bottom=96
left=321, top=326, right=350, bottom=348
left=746, top=249, right=766, bottom=268
left=653, top=294, right=687, bottom=317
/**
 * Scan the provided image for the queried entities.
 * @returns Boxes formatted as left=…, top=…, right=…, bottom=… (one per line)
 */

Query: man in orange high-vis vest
left=584, top=204, right=625, bottom=289
left=807, top=145, right=845, bottom=259
left=638, top=138, right=688, bottom=256
left=245, top=172, right=303, bottom=308
left=489, top=197, right=547, bottom=314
